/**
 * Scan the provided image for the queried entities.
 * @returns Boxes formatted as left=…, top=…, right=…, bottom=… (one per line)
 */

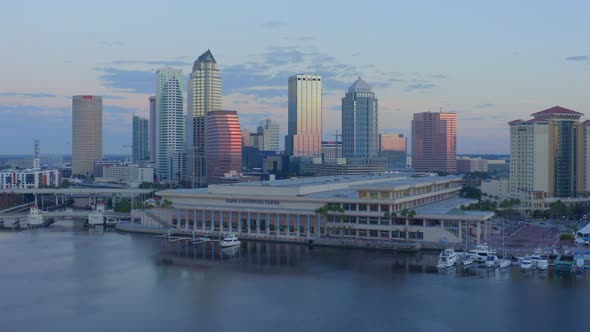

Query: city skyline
left=2, top=1, right=590, bottom=154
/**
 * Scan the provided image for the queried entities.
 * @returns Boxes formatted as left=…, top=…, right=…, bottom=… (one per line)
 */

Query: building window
left=369, top=230, right=379, bottom=237
left=370, top=204, right=379, bottom=212
left=426, top=220, right=441, bottom=227
left=369, top=217, right=379, bottom=225
left=380, top=231, right=389, bottom=238
left=359, top=204, right=367, bottom=211
left=411, top=219, right=423, bottom=226
left=359, top=230, right=368, bottom=237
left=393, top=231, right=406, bottom=239
left=380, top=205, right=389, bottom=212
left=408, top=231, right=424, bottom=240
left=358, top=217, right=367, bottom=224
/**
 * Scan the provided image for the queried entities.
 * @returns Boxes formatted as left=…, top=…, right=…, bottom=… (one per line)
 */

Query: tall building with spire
left=155, top=68, right=184, bottom=183
left=285, top=74, right=322, bottom=157
left=186, top=50, right=222, bottom=188
left=342, top=77, right=379, bottom=160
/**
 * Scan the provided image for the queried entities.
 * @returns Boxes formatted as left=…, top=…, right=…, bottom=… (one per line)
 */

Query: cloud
left=260, top=20, right=286, bottom=29
left=566, top=55, right=589, bottom=62
left=95, top=67, right=155, bottom=94
left=286, top=36, right=314, bottom=41
left=475, top=103, right=495, bottom=109
left=0, top=92, right=57, bottom=98
left=405, top=83, right=436, bottom=92
left=112, top=60, right=192, bottom=67
left=429, top=74, right=448, bottom=79
left=103, top=95, right=127, bottom=100
left=101, top=40, right=124, bottom=47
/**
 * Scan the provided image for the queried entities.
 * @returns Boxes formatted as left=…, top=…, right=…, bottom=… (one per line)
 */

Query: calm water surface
left=1, top=220, right=589, bottom=332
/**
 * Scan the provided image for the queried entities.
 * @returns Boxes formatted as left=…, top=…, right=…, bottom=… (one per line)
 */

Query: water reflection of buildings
left=161, top=240, right=443, bottom=274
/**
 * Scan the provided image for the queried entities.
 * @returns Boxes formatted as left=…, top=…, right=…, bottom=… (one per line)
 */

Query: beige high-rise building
left=509, top=106, right=586, bottom=208
left=186, top=50, right=221, bottom=188
left=72, top=95, right=103, bottom=176
left=285, top=74, right=322, bottom=157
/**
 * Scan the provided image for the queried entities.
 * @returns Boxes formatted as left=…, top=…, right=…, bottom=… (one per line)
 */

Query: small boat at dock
left=437, top=248, right=459, bottom=269
left=220, top=234, right=241, bottom=248
left=520, top=257, right=533, bottom=271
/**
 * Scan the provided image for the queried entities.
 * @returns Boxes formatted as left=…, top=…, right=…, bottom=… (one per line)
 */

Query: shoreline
left=116, top=222, right=576, bottom=255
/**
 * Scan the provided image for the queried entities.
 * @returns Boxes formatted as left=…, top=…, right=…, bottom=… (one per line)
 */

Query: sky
left=1, top=0, right=589, bottom=155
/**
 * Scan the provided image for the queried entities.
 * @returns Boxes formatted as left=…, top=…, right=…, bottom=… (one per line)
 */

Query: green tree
left=160, top=199, right=174, bottom=208
left=114, top=199, right=132, bottom=213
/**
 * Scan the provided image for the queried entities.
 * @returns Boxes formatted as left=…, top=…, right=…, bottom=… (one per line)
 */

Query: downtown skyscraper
left=155, top=68, right=184, bottom=183
left=285, top=74, right=322, bottom=157
left=72, top=95, right=102, bottom=176
left=206, top=110, right=242, bottom=184
left=342, top=77, right=379, bottom=160
left=411, top=111, right=457, bottom=173
left=186, top=50, right=222, bottom=188
left=132, top=115, right=149, bottom=162
left=149, top=96, right=156, bottom=162
left=509, top=106, right=587, bottom=206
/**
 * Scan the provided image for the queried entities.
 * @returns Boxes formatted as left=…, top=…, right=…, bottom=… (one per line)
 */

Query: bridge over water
left=0, top=188, right=154, bottom=206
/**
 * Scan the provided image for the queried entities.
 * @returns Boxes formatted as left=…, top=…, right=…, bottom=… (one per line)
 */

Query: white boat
left=531, top=253, right=549, bottom=270
left=468, top=244, right=497, bottom=263
left=520, top=256, right=533, bottom=270
left=220, top=234, right=241, bottom=248
left=197, top=236, right=210, bottom=241
left=463, top=255, right=474, bottom=266
left=498, top=256, right=512, bottom=269
left=485, top=255, right=498, bottom=268
left=436, top=248, right=459, bottom=269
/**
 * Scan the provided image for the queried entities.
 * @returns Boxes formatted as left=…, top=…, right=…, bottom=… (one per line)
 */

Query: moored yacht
left=437, top=248, right=459, bottom=269
left=520, top=256, right=533, bottom=270
left=468, top=244, right=497, bottom=263
left=498, top=256, right=512, bottom=269
left=531, top=253, right=549, bottom=270
left=463, top=254, right=474, bottom=266
left=220, top=234, right=241, bottom=248
left=485, top=255, right=498, bottom=268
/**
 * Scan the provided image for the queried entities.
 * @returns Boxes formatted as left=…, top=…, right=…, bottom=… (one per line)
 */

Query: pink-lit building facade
left=379, top=133, right=407, bottom=169
left=411, top=112, right=457, bottom=173
left=206, top=110, right=242, bottom=185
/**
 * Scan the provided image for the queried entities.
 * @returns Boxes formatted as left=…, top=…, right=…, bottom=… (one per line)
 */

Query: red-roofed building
left=509, top=106, right=587, bottom=209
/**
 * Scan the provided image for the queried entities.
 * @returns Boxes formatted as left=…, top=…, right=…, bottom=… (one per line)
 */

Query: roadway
left=0, top=188, right=153, bottom=195
left=0, top=211, right=131, bottom=219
